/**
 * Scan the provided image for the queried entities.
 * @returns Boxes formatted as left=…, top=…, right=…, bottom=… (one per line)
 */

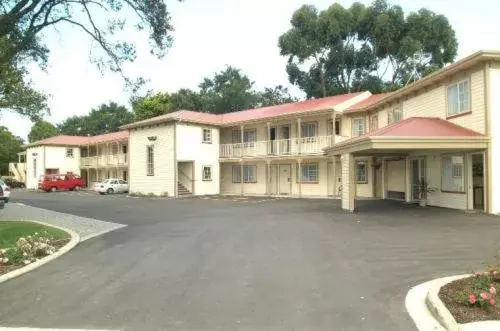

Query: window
left=119, top=180, right=127, bottom=184
left=110, top=180, right=118, bottom=184
left=441, top=155, right=465, bottom=192
left=232, top=165, right=257, bottom=183
left=122, top=145, right=127, bottom=154
left=202, top=129, right=212, bottom=144
left=301, top=122, right=317, bottom=138
left=370, top=114, right=379, bottom=132
left=66, top=148, right=74, bottom=158
left=33, top=158, right=37, bottom=178
left=355, top=161, right=368, bottom=183
left=448, top=79, right=470, bottom=116
left=202, top=166, right=212, bottom=181
left=352, top=118, right=365, bottom=137
left=327, top=120, right=341, bottom=135
left=111, top=144, right=119, bottom=154
left=232, top=129, right=257, bottom=143
left=388, top=104, right=403, bottom=124
left=297, top=163, right=318, bottom=183
left=146, top=145, right=154, bottom=176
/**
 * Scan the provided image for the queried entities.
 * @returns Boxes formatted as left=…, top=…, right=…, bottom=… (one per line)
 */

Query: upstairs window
left=232, top=129, right=257, bottom=143
left=327, top=120, right=341, bottom=136
left=352, top=118, right=365, bottom=137
left=448, top=79, right=470, bottom=116
left=66, top=148, right=74, bottom=158
left=388, top=104, right=403, bottom=124
left=202, top=129, right=212, bottom=144
left=370, top=114, right=379, bottom=132
left=301, top=122, right=317, bottom=138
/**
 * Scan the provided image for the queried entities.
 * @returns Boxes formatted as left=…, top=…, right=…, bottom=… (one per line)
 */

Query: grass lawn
left=0, top=221, right=69, bottom=248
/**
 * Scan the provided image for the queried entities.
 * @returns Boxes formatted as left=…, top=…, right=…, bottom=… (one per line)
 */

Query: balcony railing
left=80, top=154, right=127, bottom=168
left=219, top=135, right=349, bottom=159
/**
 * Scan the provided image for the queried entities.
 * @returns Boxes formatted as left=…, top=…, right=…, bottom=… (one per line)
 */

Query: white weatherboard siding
left=25, top=146, right=81, bottom=189
left=176, top=123, right=220, bottom=195
left=386, top=160, right=405, bottom=194
left=129, top=124, right=175, bottom=196
left=489, top=69, right=500, bottom=213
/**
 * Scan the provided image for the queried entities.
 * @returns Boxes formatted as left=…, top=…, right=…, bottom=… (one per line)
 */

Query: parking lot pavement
left=1, top=202, right=126, bottom=241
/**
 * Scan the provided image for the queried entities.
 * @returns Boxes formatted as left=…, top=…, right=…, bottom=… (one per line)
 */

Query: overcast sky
left=1, top=0, right=499, bottom=141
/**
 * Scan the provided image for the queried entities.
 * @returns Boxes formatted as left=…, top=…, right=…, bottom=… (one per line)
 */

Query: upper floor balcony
left=219, top=135, right=349, bottom=159
left=80, top=153, right=127, bottom=168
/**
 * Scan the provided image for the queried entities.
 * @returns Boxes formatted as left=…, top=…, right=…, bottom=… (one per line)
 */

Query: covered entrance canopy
left=324, top=117, right=489, bottom=212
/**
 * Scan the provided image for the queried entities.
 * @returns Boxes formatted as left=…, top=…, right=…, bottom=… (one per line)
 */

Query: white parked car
left=94, top=179, right=129, bottom=195
left=0, top=179, right=11, bottom=203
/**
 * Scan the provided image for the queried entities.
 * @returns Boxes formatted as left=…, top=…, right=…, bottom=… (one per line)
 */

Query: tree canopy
left=132, top=67, right=299, bottom=120
left=0, top=126, right=24, bottom=175
left=0, top=0, right=179, bottom=120
left=28, top=120, right=59, bottom=142
left=279, top=0, right=458, bottom=98
left=58, top=102, right=133, bottom=136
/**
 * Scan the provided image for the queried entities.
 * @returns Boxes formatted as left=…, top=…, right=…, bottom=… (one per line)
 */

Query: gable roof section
left=121, top=92, right=367, bottom=129
left=28, top=131, right=129, bottom=147
left=344, top=93, right=393, bottom=114
left=220, top=92, right=365, bottom=124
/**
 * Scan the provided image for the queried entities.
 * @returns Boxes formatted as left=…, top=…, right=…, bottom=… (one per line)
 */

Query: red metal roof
left=29, top=131, right=129, bottom=147
left=221, top=92, right=365, bottom=124
left=121, top=92, right=367, bottom=129
left=368, top=117, right=484, bottom=137
left=344, top=93, right=393, bottom=113
left=333, top=117, right=485, bottom=149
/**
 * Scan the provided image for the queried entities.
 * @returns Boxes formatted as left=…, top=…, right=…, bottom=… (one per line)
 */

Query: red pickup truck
left=38, top=173, right=86, bottom=192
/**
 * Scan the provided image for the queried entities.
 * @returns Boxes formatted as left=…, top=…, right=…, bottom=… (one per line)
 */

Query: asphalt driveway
left=1, top=191, right=500, bottom=331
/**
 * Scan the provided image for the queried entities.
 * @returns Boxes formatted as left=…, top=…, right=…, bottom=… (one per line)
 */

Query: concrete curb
left=0, top=221, right=80, bottom=284
left=425, top=274, right=470, bottom=331
left=406, top=274, right=500, bottom=331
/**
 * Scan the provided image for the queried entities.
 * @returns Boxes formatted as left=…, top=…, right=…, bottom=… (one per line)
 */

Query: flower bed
left=0, top=221, right=70, bottom=276
left=439, top=267, right=500, bottom=323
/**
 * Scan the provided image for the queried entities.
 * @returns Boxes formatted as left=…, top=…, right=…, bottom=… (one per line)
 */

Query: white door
left=270, top=165, right=278, bottom=194
left=279, top=164, right=291, bottom=195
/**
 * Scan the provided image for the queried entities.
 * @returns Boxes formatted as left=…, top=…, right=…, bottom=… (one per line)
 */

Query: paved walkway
left=0, top=203, right=126, bottom=241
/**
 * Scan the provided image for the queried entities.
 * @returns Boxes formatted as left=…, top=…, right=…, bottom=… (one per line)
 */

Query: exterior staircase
left=177, top=181, right=192, bottom=196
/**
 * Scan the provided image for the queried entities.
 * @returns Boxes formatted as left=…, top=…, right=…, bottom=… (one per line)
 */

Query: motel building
left=9, top=50, right=500, bottom=214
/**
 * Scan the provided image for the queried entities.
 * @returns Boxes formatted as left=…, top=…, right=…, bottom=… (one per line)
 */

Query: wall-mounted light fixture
left=147, top=136, right=157, bottom=141
left=32, top=153, right=38, bottom=157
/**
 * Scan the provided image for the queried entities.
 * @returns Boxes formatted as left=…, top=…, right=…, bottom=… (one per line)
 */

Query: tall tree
left=257, top=85, right=298, bottom=107
left=0, top=0, right=180, bottom=120
left=199, top=66, right=259, bottom=114
left=0, top=126, right=24, bottom=175
left=131, top=92, right=173, bottom=121
left=279, top=0, right=458, bottom=98
left=28, top=120, right=59, bottom=142
left=170, top=88, right=201, bottom=111
left=58, top=102, right=133, bottom=136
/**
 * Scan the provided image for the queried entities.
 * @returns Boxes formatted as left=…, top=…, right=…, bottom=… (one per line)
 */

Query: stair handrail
left=178, top=169, right=193, bottom=192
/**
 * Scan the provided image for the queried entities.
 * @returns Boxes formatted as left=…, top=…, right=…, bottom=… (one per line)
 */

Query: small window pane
left=203, top=129, right=212, bottom=143
left=66, top=148, right=74, bottom=158
left=441, top=155, right=465, bottom=192
left=352, top=119, right=364, bottom=137
left=298, top=164, right=318, bottom=182
left=301, top=123, right=317, bottom=138
left=448, top=80, right=469, bottom=116
left=355, top=161, right=368, bottom=183
left=147, top=145, right=154, bottom=176
left=203, top=166, right=212, bottom=181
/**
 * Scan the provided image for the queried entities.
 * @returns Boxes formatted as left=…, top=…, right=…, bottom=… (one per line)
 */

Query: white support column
left=267, top=122, right=271, bottom=155
left=240, top=125, right=245, bottom=196
left=297, top=118, right=302, bottom=155
left=405, top=156, right=412, bottom=202
left=331, top=112, right=337, bottom=146
left=266, top=160, right=271, bottom=195
left=332, top=156, right=337, bottom=196
left=298, top=158, right=302, bottom=198
left=381, top=158, right=387, bottom=199
left=341, top=153, right=356, bottom=212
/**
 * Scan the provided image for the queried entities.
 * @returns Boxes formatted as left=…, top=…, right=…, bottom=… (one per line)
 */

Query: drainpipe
left=174, top=121, right=178, bottom=197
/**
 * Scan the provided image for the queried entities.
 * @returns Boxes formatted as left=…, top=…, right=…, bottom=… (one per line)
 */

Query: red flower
left=490, top=285, right=497, bottom=295
left=469, top=294, right=477, bottom=304
left=490, top=298, right=496, bottom=306
left=481, top=292, right=489, bottom=300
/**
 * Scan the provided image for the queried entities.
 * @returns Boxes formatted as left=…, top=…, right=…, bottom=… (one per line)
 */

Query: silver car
left=94, top=179, right=129, bottom=195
